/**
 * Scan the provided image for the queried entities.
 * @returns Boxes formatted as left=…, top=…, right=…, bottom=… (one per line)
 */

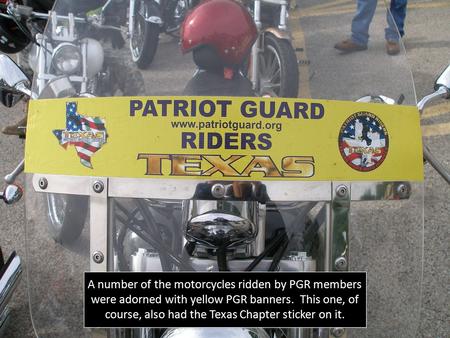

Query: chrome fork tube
left=251, top=0, right=262, bottom=91
left=36, top=33, right=46, bottom=95
left=129, top=0, right=136, bottom=38
left=279, top=0, right=287, bottom=31
left=81, top=40, right=88, bottom=93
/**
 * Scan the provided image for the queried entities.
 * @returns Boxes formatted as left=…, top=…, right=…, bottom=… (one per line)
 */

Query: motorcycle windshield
left=25, top=0, right=423, bottom=337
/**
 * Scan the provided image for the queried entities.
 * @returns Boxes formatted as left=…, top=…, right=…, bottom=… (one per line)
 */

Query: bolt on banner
left=84, top=272, right=366, bottom=328
left=25, top=96, right=423, bottom=181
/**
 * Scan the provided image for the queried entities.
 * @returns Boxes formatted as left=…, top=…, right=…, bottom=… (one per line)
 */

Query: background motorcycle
left=108, top=0, right=195, bottom=69
left=0, top=1, right=145, bottom=244
left=246, top=0, right=299, bottom=97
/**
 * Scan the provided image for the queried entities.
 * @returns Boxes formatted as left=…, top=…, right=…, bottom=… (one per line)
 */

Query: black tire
left=259, top=33, right=299, bottom=98
left=46, top=194, right=88, bottom=244
left=130, top=1, right=160, bottom=69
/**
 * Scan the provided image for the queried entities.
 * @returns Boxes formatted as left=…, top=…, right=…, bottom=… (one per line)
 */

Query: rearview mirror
left=0, top=54, right=30, bottom=91
left=434, top=64, right=450, bottom=91
left=0, top=184, right=23, bottom=205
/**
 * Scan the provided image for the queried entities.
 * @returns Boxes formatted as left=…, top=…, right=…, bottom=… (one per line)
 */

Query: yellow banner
left=25, top=96, right=423, bottom=181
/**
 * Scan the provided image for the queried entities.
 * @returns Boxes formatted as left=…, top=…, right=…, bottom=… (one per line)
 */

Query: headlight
left=52, top=43, right=81, bottom=75
left=161, top=328, right=270, bottom=338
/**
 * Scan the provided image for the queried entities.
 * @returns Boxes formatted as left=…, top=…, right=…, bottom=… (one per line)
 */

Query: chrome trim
left=51, top=42, right=82, bottom=75
left=1, top=184, right=23, bottom=205
left=349, top=181, right=412, bottom=200
left=328, top=183, right=349, bottom=272
left=0, top=253, right=22, bottom=317
left=435, top=64, right=450, bottom=91
left=146, top=16, right=163, bottom=25
left=324, top=203, right=331, bottom=271
left=0, top=55, right=30, bottom=90
left=32, top=174, right=92, bottom=195
left=278, top=0, right=287, bottom=31
left=261, top=0, right=286, bottom=4
left=417, top=86, right=448, bottom=113
left=254, top=203, right=266, bottom=256
left=129, top=0, right=136, bottom=38
left=32, top=175, right=417, bottom=202
left=108, top=178, right=331, bottom=201
left=186, top=211, right=257, bottom=249
left=81, top=39, right=88, bottom=93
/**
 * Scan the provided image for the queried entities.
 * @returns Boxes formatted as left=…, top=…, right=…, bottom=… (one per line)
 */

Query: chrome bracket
left=90, top=177, right=108, bottom=272
left=326, top=182, right=350, bottom=272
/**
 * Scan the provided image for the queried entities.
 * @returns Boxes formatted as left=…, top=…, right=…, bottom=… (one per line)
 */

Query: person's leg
left=385, top=0, right=407, bottom=42
left=351, top=0, right=378, bottom=46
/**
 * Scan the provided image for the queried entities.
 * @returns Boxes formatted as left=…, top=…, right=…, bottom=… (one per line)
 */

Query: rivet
left=211, top=183, right=226, bottom=199
left=336, top=185, right=348, bottom=198
left=396, top=183, right=410, bottom=199
left=331, top=328, right=345, bottom=337
left=334, top=257, right=348, bottom=271
left=92, top=251, right=104, bottom=264
left=93, top=181, right=104, bottom=193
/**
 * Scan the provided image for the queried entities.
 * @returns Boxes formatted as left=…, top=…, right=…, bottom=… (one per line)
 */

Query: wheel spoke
left=268, top=53, right=279, bottom=76
left=265, top=83, right=281, bottom=89
left=257, top=41, right=284, bottom=96
left=270, top=68, right=281, bottom=82
left=131, top=4, right=147, bottom=59
left=259, top=54, right=267, bottom=75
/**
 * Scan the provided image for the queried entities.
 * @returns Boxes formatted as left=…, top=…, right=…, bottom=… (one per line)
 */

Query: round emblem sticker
left=338, top=111, right=389, bottom=171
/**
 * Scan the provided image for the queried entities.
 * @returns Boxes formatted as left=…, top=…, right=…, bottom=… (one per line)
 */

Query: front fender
left=141, top=0, right=163, bottom=25
left=263, top=27, right=292, bottom=41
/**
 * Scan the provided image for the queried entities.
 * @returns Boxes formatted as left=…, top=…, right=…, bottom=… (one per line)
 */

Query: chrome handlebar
left=6, top=3, right=121, bottom=31
left=417, top=86, right=450, bottom=113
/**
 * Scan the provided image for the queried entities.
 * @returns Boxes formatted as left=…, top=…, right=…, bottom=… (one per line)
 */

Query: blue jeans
left=351, top=0, right=407, bottom=46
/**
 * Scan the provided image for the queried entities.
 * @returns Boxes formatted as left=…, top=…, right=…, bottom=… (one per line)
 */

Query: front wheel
left=258, top=33, right=299, bottom=98
left=46, top=194, right=88, bottom=244
left=130, top=1, right=160, bottom=69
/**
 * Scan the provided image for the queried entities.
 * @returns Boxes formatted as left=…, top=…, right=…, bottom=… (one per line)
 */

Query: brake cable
left=245, top=229, right=287, bottom=271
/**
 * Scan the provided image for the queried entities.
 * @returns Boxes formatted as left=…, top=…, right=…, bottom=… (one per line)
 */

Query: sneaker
left=334, top=39, right=368, bottom=53
left=386, top=40, right=400, bottom=55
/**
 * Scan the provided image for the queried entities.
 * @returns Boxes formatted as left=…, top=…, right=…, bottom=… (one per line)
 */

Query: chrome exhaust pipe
left=0, top=251, right=22, bottom=317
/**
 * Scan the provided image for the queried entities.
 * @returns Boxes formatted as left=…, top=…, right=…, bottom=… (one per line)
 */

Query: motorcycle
left=101, top=0, right=194, bottom=69
left=246, top=0, right=299, bottom=97
left=417, top=66, right=450, bottom=184
left=0, top=1, right=145, bottom=243
left=0, top=0, right=448, bottom=337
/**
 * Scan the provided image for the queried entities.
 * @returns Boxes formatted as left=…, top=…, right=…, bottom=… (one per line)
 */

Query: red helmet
left=180, top=0, right=257, bottom=66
